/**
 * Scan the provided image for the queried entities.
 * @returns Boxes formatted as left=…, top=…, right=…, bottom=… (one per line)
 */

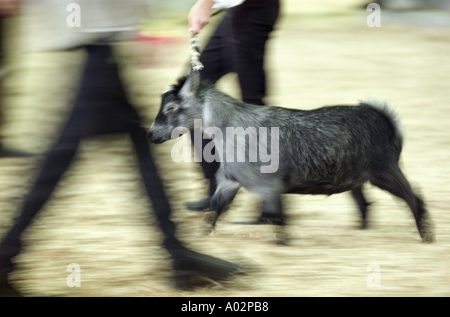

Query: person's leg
left=72, top=44, right=242, bottom=290
left=0, top=133, right=80, bottom=277
left=0, top=44, right=113, bottom=293
left=198, top=11, right=236, bottom=83
left=230, top=0, right=280, bottom=105
left=130, top=127, right=241, bottom=289
left=129, top=128, right=182, bottom=252
left=66, top=44, right=241, bottom=290
left=0, top=44, right=105, bottom=290
left=0, top=131, right=80, bottom=297
left=0, top=42, right=241, bottom=295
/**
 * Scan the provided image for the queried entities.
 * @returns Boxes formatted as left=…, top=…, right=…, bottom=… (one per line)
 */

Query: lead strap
left=189, top=30, right=204, bottom=71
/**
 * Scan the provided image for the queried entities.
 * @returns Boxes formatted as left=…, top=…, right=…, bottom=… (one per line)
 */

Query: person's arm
left=188, top=0, right=244, bottom=33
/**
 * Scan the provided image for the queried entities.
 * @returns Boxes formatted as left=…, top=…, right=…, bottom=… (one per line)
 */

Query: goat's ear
left=180, top=69, right=200, bottom=99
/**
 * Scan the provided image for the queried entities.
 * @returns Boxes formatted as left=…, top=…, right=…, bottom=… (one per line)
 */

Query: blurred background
left=0, top=0, right=449, bottom=296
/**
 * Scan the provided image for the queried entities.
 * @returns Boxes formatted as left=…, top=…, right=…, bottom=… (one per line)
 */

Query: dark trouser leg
left=70, top=45, right=186, bottom=254
left=132, top=125, right=242, bottom=287
left=129, top=127, right=184, bottom=253
left=0, top=44, right=241, bottom=292
left=198, top=11, right=236, bottom=83
left=0, top=44, right=105, bottom=281
left=130, top=126, right=241, bottom=289
left=230, top=0, right=280, bottom=105
left=0, top=134, right=80, bottom=281
left=0, top=44, right=130, bottom=281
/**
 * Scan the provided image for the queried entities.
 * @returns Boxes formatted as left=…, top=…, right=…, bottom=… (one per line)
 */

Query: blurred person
left=186, top=0, right=281, bottom=218
left=0, top=0, right=243, bottom=297
left=0, top=0, right=34, bottom=157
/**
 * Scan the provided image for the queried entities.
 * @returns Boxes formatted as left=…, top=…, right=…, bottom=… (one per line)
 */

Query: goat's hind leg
left=351, top=186, right=370, bottom=229
left=370, top=165, right=435, bottom=243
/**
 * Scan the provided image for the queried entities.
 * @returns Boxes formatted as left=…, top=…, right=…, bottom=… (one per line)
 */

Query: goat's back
left=255, top=100, right=403, bottom=189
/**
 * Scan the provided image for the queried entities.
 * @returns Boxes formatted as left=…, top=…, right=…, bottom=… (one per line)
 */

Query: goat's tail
left=358, top=98, right=404, bottom=149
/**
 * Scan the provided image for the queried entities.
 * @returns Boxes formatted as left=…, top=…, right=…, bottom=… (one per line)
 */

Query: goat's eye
left=164, top=104, right=179, bottom=114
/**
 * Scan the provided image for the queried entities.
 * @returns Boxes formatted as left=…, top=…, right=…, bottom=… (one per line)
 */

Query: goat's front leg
left=202, top=174, right=241, bottom=235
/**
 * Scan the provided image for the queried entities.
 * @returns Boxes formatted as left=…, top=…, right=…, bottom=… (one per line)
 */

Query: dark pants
left=193, top=0, right=280, bottom=184
left=0, top=45, right=183, bottom=281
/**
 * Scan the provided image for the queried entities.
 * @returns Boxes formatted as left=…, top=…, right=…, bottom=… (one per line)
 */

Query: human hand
left=188, top=0, right=214, bottom=33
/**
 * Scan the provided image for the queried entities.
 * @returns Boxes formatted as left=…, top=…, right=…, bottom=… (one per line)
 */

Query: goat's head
left=147, top=70, right=205, bottom=144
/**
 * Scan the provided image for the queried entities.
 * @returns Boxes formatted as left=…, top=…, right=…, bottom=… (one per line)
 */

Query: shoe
left=186, top=196, right=212, bottom=212
left=171, top=248, right=243, bottom=290
left=0, top=281, right=22, bottom=297
left=0, top=145, right=37, bottom=158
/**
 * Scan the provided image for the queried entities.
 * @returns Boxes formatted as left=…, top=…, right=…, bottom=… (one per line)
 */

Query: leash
left=189, top=31, right=204, bottom=71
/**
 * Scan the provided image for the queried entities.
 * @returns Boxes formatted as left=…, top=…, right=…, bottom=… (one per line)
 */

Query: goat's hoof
left=203, top=211, right=218, bottom=225
left=199, top=220, right=216, bottom=237
left=276, top=237, right=289, bottom=246
left=186, top=196, right=212, bottom=212
left=199, top=225, right=215, bottom=237
left=174, top=274, right=192, bottom=291
left=420, top=213, right=436, bottom=243
left=273, top=227, right=289, bottom=246
left=421, top=231, right=436, bottom=243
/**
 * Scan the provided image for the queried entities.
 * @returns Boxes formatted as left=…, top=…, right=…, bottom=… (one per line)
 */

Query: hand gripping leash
left=188, top=9, right=225, bottom=71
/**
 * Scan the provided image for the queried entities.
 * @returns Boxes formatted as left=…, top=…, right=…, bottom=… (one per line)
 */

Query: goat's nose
left=147, top=130, right=153, bottom=141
